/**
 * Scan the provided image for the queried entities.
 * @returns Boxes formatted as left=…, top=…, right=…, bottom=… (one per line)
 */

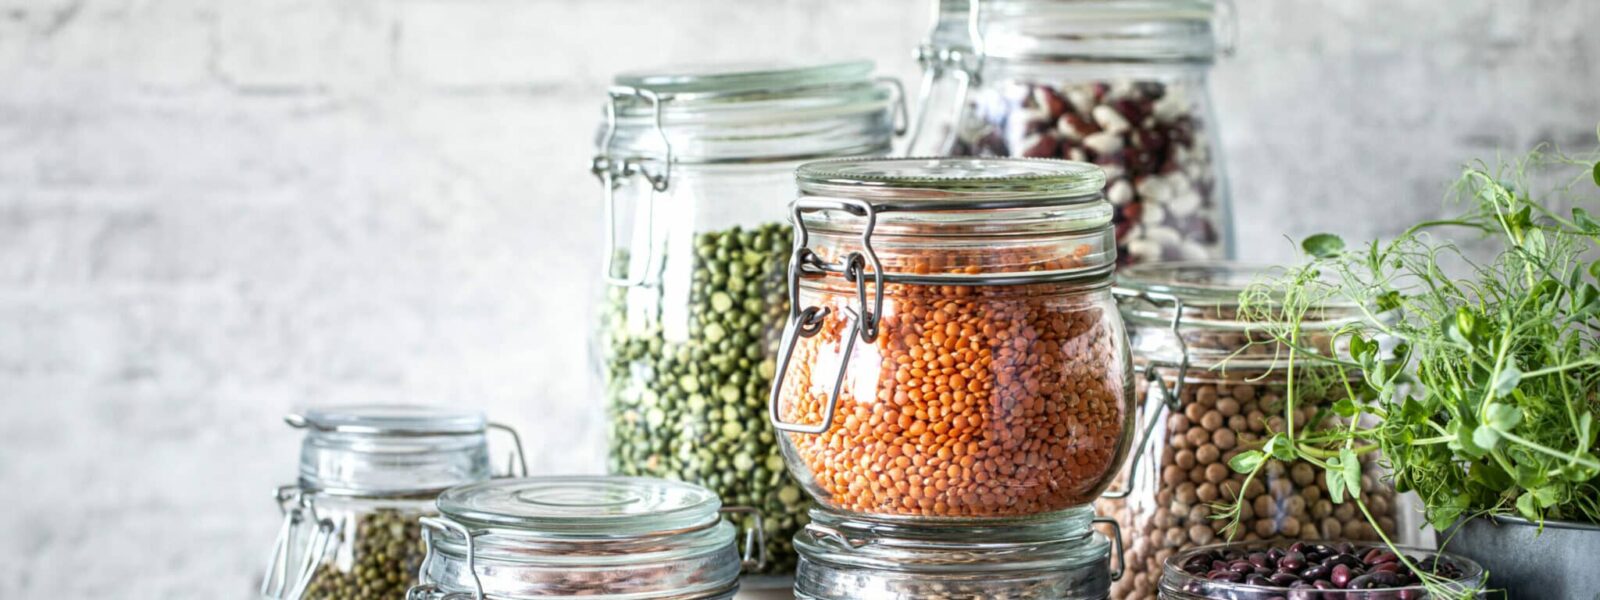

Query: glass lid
left=290, top=403, right=486, bottom=435
left=927, top=0, right=1224, bottom=62
left=798, top=156, right=1105, bottom=199
left=437, top=476, right=723, bottom=536
left=615, top=60, right=876, bottom=96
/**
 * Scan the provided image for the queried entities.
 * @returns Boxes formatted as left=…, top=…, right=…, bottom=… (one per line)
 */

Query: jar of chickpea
left=769, top=156, right=1137, bottom=521
left=1099, top=262, right=1405, bottom=600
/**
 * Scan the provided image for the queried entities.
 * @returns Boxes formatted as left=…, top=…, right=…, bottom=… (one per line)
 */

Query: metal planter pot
left=1444, top=516, right=1600, bottom=600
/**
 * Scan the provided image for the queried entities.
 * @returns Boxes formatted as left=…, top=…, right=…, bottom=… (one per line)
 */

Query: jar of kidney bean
left=769, top=157, right=1136, bottom=522
left=1099, top=262, right=1408, bottom=600
left=1158, top=540, right=1486, bottom=599
left=908, top=0, right=1236, bottom=266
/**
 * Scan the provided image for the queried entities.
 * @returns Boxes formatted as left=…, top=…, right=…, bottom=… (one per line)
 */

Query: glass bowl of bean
left=769, top=157, right=1136, bottom=520
left=1158, top=540, right=1485, bottom=599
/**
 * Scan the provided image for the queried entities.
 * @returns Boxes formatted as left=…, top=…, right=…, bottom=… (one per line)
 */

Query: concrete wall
left=0, top=0, right=1595, bottom=596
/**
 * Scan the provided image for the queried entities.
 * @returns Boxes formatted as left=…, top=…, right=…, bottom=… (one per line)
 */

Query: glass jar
left=769, top=157, right=1135, bottom=520
left=407, top=476, right=761, bottom=600
left=1100, top=262, right=1402, bottom=599
left=260, top=405, right=525, bottom=600
left=591, top=61, right=902, bottom=579
left=794, top=506, right=1122, bottom=599
left=908, top=0, right=1236, bottom=265
left=1158, top=541, right=1485, bottom=599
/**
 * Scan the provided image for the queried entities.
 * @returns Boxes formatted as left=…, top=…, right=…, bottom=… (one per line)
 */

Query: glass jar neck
left=297, top=428, right=491, bottom=496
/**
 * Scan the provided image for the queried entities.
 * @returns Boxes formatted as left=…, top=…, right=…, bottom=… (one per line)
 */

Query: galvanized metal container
left=1445, top=516, right=1600, bottom=600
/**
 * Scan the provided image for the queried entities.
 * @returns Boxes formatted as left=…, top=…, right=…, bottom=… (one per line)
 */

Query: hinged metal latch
left=592, top=86, right=673, bottom=288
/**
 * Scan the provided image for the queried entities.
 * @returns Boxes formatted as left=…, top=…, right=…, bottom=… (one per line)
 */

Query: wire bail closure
left=592, top=86, right=674, bottom=288
left=768, top=197, right=884, bottom=435
left=1101, top=288, right=1190, bottom=500
left=260, top=486, right=337, bottom=600
left=907, top=0, right=987, bottom=153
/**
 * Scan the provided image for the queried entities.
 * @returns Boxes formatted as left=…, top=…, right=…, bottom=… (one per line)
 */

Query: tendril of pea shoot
left=1216, top=142, right=1600, bottom=599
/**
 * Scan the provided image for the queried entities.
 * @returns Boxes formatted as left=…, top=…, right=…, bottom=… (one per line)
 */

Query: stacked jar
left=769, top=157, right=1135, bottom=599
left=1100, top=262, right=1402, bottom=599
left=408, top=476, right=760, bottom=600
left=908, top=0, right=1235, bottom=266
left=591, top=61, right=902, bottom=582
left=260, top=405, right=524, bottom=600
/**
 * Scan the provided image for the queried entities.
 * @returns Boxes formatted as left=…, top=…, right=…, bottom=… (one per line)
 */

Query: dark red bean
left=1280, top=551, right=1307, bottom=571
left=1331, top=563, right=1353, bottom=588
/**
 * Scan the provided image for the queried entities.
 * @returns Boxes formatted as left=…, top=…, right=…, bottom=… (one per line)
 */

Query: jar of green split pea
left=259, top=405, right=525, bottom=600
left=590, top=60, right=904, bottom=583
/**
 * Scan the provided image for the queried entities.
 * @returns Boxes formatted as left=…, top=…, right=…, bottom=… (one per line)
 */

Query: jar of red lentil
left=907, top=0, right=1236, bottom=266
left=769, top=156, right=1135, bottom=521
left=591, top=61, right=904, bottom=581
left=1099, top=262, right=1404, bottom=600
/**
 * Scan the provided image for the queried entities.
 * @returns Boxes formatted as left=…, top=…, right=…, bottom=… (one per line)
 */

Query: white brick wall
left=0, top=0, right=1596, bottom=597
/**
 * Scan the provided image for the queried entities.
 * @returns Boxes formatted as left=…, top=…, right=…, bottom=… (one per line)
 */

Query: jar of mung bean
left=591, top=60, right=902, bottom=581
left=1100, top=262, right=1404, bottom=600
left=770, top=156, right=1135, bottom=521
left=260, top=405, right=525, bottom=600
left=908, top=0, right=1236, bottom=266
left=408, top=476, right=761, bottom=600
left=794, top=506, right=1122, bottom=599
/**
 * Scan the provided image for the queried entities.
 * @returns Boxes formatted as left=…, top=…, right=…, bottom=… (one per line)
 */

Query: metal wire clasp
left=719, top=505, right=768, bottom=571
left=1102, top=288, right=1190, bottom=500
left=907, top=0, right=987, bottom=153
left=768, top=198, right=883, bottom=435
left=412, top=516, right=485, bottom=600
left=1094, top=516, right=1127, bottom=582
left=260, top=486, right=337, bottom=600
left=592, top=86, right=673, bottom=288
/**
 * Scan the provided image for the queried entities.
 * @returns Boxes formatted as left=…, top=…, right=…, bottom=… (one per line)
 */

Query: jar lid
left=597, top=60, right=897, bottom=164
left=1117, top=261, right=1362, bottom=368
left=437, top=476, right=722, bottom=536
left=289, top=403, right=493, bottom=496
left=928, top=0, right=1226, bottom=63
left=794, top=507, right=1112, bottom=598
left=415, top=477, right=742, bottom=600
left=792, top=157, right=1115, bottom=284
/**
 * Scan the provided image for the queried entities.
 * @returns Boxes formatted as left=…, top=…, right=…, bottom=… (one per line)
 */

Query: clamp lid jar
left=770, top=157, right=1135, bottom=520
left=795, top=506, right=1124, bottom=599
left=408, top=476, right=764, bottom=600
left=1101, top=263, right=1403, bottom=598
left=261, top=404, right=526, bottom=600
left=909, top=0, right=1237, bottom=266
left=593, top=60, right=905, bottom=579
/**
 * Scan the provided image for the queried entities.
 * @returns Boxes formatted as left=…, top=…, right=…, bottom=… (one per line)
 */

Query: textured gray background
left=0, top=0, right=1596, bottom=597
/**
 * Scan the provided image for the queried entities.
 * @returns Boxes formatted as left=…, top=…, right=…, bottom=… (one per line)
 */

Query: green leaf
left=1449, top=420, right=1489, bottom=458
left=1516, top=492, right=1539, bottom=520
left=1491, top=368, right=1522, bottom=398
left=1302, top=233, right=1345, bottom=259
left=1332, top=397, right=1359, bottom=418
left=1376, top=290, right=1404, bottom=312
left=1592, top=160, right=1599, bottom=188
left=1532, top=484, right=1563, bottom=508
left=1472, top=424, right=1501, bottom=452
left=1576, top=207, right=1600, bottom=233
left=1229, top=450, right=1266, bottom=474
left=1340, top=447, right=1361, bottom=495
left=1266, top=433, right=1296, bottom=461
left=1326, top=458, right=1347, bottom=504
left=1428, top=493, right=1469, bottom=530
left=1486, top=402, right=1524, bottom=430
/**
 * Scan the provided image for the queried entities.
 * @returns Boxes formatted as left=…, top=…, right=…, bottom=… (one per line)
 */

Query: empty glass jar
left=407, top=476, right=761, bottom=600
left=795, top=506, right=1122, bottom=599
left=591, top=61, right=902, bottom=578
left=769, top=157, right=1135, bottom=521
left=909, top=0, right=1236, bottom=265
left=259, top=405, right=524, bottom=600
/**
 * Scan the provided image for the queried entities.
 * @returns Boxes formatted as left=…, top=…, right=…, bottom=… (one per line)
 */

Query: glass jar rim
left=1117, top=261, right=1363, bottom=330
left=437, top=476, right=722, bottom=536
left=291, top=403, right=486, bottom=436
left=615, top=60, right=876, bottom=97
left=796, top=506, right=1110, bottom=572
